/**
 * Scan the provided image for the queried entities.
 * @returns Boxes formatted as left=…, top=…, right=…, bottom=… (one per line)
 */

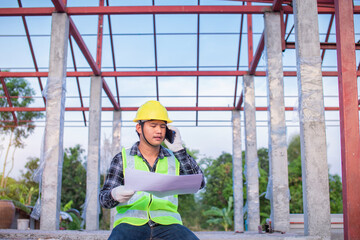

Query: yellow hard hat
left=133, top=100, right=173, bottom=123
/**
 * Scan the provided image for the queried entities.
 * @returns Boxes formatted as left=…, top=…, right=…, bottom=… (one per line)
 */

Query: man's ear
left=135, top=123, right=141, bottom=136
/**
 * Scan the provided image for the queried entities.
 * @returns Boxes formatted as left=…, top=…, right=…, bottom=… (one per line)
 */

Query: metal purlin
left=195, top=0, right=200, bottom=126
left=69, top=36, right=87, bottom=126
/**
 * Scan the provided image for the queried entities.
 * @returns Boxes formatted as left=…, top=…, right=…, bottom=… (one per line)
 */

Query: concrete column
left=264, top=12, right=290, bottom=232
left=85, top=76, right=102, bottom=230
left=243, top=75, right=260, bottom=231
left=293, top=0, right=331, bottom=238
left=110, top=110, right=122, bottom=229
left=232, top=110, right=244, bottom=232
left=40, top=13, right=69, bottom=231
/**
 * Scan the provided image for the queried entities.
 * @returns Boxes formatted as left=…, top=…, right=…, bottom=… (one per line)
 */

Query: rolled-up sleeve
left=99, top=153, right=124, bottom=209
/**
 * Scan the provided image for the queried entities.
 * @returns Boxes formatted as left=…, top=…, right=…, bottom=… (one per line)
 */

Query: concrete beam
left=85, top=76, right=103, bottom=230
left=232, top=110, right=244, bottom=232
left=293, top=0, right=331, bottom=238
left=264, top=12, right=290, bottom=233
left=243, top=75, right=260, bottom=231
left=40, top=12, right=69, bottom=230
left=110, top=110, right=122, bottom=229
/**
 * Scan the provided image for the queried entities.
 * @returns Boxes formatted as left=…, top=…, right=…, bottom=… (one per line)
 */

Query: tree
left=329, top=174, right=342, bottom=213
left=20, top=157, right=40, bottom=205
left=203, top=196, right=233, bottom=231
left=200, top=153, right=234, bottom=209
left=176, top=148, right=204, bottom=231
left=61, top=145, right=86, bottom=211
left=287, top=135, right=343, bottom=213
left=0, top=76, right=43, bottom=191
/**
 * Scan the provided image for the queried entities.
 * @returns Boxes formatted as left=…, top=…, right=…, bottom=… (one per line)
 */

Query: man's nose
left=155, top=126, right=163, bottom=133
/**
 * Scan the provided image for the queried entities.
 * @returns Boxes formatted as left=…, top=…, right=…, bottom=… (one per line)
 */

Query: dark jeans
left=108, top=223, right=199, bottom=240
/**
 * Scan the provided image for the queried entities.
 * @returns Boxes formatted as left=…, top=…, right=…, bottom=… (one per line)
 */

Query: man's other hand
left=164, top=125, right=184, bottom=152
left=111, top=186, right=136, bottom=203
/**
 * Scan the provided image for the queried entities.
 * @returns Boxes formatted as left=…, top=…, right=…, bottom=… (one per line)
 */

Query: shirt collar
left=130, top=141, right=172, bottom=159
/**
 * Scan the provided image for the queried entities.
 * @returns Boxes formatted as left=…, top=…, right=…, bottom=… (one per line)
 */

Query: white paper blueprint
left=124, top=168, right=203, bottom=198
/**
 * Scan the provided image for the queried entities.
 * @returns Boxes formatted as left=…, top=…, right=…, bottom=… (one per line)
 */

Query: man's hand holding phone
left=164, top=125, right=183, bottom=152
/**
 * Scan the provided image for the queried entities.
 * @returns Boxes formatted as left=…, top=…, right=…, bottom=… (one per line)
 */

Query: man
left=99, top=100, right=205, bottom=240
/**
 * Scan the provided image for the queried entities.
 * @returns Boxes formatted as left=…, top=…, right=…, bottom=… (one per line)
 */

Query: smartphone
left=165, top=127, right=176, bottom=144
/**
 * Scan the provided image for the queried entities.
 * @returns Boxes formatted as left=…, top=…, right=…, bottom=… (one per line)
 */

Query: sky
left=0, top=0, right=360, bottom=181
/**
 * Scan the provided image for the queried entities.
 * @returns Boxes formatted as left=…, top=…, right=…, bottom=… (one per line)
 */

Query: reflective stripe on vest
left=114, top=147, right=182, bottom=227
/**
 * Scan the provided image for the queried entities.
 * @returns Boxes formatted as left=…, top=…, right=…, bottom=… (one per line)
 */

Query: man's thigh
left=108, top=223, right=150, bottom=240
left=152, top=224, right=199, bottom=240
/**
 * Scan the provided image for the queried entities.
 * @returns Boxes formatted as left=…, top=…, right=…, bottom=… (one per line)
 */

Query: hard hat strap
left=140, top=121, right=157, bottom=147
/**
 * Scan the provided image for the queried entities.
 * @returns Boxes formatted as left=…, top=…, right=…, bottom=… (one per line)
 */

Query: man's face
left=138, top=120, right=166, bottom=146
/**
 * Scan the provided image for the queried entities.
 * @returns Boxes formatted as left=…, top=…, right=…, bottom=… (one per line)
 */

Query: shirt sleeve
left=99, top=152, right=124, bottom=209
left=173, top=148, right=206, bottom=189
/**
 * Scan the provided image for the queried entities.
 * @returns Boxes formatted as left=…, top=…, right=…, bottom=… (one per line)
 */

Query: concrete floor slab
left=0, top=229, right=343, bottom=240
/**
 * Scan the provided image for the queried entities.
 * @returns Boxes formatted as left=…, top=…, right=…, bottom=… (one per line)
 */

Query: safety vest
left=114, top=147, right=182, bottom=227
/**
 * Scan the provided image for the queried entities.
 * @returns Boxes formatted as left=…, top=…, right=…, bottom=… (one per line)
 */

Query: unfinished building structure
left=0, top=0, right=359, bottom=239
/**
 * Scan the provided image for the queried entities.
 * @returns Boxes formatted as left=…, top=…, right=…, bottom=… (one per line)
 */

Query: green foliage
left=200, top=153, right=233, bottom=209
left=329, top=174, right=343, bottom=213
left=287, top=135, right=343, bottom=213
left=287, top=135, right=301, bottom=163
left=0, top=76, right=43, bottom=191
left=20, top=157, right=40, bottom=205
left=60, top=201, right=82, bottom=230
left=0, top=77, right=43, bottom=143
left=60, top=211, right=82, bottom=230
left=0, top=174, right=33, bottom=210
left=288, top=156, right=303, bottom=213
left=61, top=145, right=86, bottom=211
left=176, top=148, right=205, bottom=231
left=257, top=148, right=271, bottom=224
left=178, top=194, right=204, bottom=231
left=203, top=196, right=233, bottom=231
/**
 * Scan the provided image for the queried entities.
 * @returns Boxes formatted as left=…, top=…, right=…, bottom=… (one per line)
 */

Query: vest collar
left=131, top=141, right=172, bottom=159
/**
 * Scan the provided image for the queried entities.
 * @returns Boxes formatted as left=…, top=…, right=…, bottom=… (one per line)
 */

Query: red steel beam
left=234, top=3, right=245, bottom=107
left=248, top=32, right=264, bottom=75
left=51, top=0, right=66, bottom=12
left=321, top=14, right=335, bottom=62
left=0, top=106, right=356, bottom=113
left=195, top=0, right=200, bottom=126
left=102, top=77, right=120, bottom=110
left=152, top=0, right=159, bottom=101
left=272, top=0, right=284, bottom=11
left=233, top=0, right=334, bottom=4
left=286, top=42, right=360, bottom=50
left=248, top=0, right=282, bottom=75
left=247, top=2, right=253, bottom=67
left=96, top=0, right=105, bottom=68
left=1, top=5, right=353, bottom=16
left=68, top=11, right=119, bottom=110
left=69, top=36, right=87, bottom=126
left=235, top=92, right=243, bottom=110
left=69, top=7, right=119, bottom=110
left=0, top=70, right=349, bottom=78
left=334, top=0, right=360, bottom=239
left=18, top=0, right=46, bottom=105
left=280, top=11, right=286, bottom=51
left=66, top=5, right=276, bottom=15
left=69, top=18, right=101, bottom=76
left=95, top=1, right=120, bottom=110
left=0, top=77, right=18, bottom=125
left=106, top=0, right=120, bottom=105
